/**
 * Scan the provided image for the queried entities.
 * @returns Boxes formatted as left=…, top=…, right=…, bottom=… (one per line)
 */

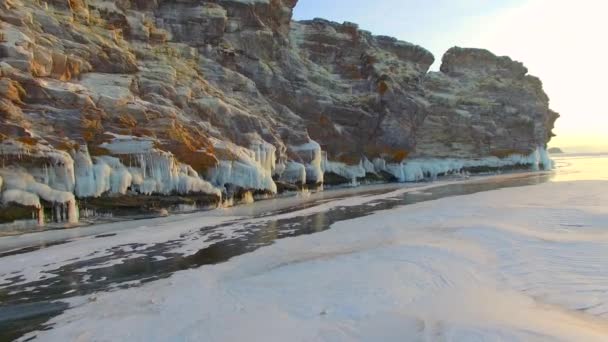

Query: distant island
left=548, top=147, right=564, bottom=154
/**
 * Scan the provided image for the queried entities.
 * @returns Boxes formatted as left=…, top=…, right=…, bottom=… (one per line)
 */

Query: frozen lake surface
left=1, top=154, right=607, bottom=341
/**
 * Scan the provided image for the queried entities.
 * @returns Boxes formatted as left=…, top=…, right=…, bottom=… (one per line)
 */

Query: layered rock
left=418, top=47, right=559, bottom=159
left=0, top=0, right=558, bottom=224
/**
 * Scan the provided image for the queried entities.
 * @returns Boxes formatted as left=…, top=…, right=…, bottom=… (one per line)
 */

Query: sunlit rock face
left=417, top=47, right=559, bottom=159
left=281, top=18, right=435, bottom=164
left=0, top=0, right=558, bottom=222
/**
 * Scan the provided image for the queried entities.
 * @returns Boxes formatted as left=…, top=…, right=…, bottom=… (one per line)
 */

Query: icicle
left=75, top=142, right=220, bottom=198
left=68, top=200, right=79, bottom=224
left=37, top=206, right=44, bottom=226
left=241, top=191, right=254, bottom=204
left=208, top=139, right=278, bottom=193
left=54, top=204, right=60, bottom=223
left=290, top=141, right=324, bottom=184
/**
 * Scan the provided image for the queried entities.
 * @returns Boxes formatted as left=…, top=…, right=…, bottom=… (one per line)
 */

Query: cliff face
left=0, top=0, right=558, bottom=223
left=418, top=47, right=559, bottom=159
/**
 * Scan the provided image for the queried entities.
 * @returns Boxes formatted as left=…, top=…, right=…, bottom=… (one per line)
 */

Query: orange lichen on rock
left=363, top=146, right=410, bottom=163
left=132, top=127, right=155, bottom=138
left=149, top=28, right=169, bottom=44
left=391, top=149, right=409, bottom=162
left=88, top=145, right=111, bottom=156
left=337, top=154, right=360, bottom=165
left=17, top=136, right=39, bottom=146
left=0, top=79, right=25, bottom=103
left=67, top=0, right=89, bottom=22
left=116, top=113, right=138, bottom=128
left=160, top=122, right=218, bottom=172
left=81, top=113, right=105, bottom=143
left=377, top=81, right=389, bottom=96
left=51, top=53, right=82, bottom=81
left=318, top=115, right=331, bottom=126
left=167, top=144, right=218, bottom=173
left=54, top=140, right=80, bottom=152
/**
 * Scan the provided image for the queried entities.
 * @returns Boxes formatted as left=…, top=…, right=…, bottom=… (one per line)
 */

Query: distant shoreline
left=553, top=151, right=608, bottom=158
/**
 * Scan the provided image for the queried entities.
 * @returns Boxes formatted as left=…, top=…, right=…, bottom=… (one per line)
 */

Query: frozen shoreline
left=0, top=172, right=550, bottom=288
left=16, top=176, right=608, bottom=341
left=0, top=171, right=547, bottom=254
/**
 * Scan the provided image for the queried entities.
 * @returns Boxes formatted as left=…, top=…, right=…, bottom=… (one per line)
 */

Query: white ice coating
left=0, top=141, right=78, bottom=223
left=38, top=151, right=76, bottom=193
left=0, top=141, right=77, bottom=193
left=74, top=151, right=141, bottom=197
left=208, top=139, right=278, bottom=193
left=383, top=147, right=553, bottom=182
left=0, top=136, right=553, bottom=226
left=290, top=140, right=324, bottom=184
left=251, top=139, right=277, bottom=176
left=319, top=147, right=552, bottom=184
left=100, top=156, right=133, bottom=195
left=0, top=138, right=221, bottom=225
left=321, top=157, right=381, bottom=186
left=87, top=136, right=221, bottom=197
left=2, top=189, right=41, bottom=208
left=279, top=161, right=307, bottom=184
left=0, top=170, right=78, bottom=223
left=1, top=189, right=45, bottom=225
left=322, top=158, right=367, bottom=185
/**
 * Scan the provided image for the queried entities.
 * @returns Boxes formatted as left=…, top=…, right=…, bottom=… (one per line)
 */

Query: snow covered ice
left=1, top=154, right=607, bottom=341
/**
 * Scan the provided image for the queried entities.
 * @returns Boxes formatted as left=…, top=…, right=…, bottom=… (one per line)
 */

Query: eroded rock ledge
left=0, top=0, right=558, bottom=224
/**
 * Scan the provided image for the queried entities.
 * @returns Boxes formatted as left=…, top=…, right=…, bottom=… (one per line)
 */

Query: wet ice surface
left=0, top=173, right=553, bottom=340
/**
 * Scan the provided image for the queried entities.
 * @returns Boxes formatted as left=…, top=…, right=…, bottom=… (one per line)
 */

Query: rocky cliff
left=0, top=0, right=558, bottom=224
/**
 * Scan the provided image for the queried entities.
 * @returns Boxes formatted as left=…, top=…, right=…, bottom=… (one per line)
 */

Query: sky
left=294, top=0, right=608, bottom=153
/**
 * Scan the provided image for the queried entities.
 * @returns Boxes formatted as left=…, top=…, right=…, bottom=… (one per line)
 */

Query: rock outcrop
left=548, top=147, right=564, bottom=154
left=0, top=0, right=558, bottom=224
left=418, top=47, right=558, bottom=159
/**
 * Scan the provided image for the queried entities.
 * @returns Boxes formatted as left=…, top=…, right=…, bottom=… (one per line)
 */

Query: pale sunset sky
left=294, top=0, right=608, bottom=153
